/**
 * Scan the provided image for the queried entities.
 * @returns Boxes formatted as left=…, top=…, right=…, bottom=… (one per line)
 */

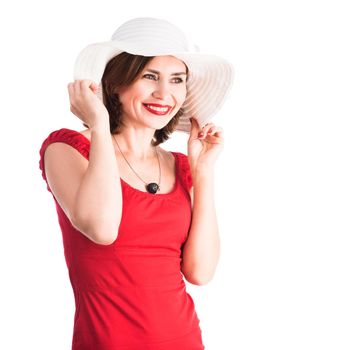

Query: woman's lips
left=143, top=103, right=172, bottom=116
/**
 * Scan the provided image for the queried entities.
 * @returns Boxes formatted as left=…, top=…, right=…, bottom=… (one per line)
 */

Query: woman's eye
left=143, top=73, right=157, bottom=80
left=143, top=74, right=184, bottom=84
left=173, top=77, right=184, bottom=84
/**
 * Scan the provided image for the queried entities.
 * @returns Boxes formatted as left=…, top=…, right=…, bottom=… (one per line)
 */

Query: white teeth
left=145, top=104, right=169, bottom=112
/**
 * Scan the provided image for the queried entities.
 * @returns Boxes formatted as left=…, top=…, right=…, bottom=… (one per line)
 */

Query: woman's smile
left=142, top=103, right=173, bottom=115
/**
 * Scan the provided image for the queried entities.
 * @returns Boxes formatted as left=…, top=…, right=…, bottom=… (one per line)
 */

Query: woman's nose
left=152, top=81, right=172, bottom=99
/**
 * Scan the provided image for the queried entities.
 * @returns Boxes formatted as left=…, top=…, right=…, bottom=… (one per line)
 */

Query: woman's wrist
left=90, top=118, right=110, bottom=134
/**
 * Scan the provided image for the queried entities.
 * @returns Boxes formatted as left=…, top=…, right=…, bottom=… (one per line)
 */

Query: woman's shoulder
left=170, top=150, right=192, bottom=191
left=38, top=127, right=90, bottom=191
left=39, top=127, right=90, bottom=150
left=39, top=127, right=90, bottom=167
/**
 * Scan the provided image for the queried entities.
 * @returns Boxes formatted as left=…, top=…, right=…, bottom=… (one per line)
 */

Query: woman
left=39, top=17, right=234, bottom=350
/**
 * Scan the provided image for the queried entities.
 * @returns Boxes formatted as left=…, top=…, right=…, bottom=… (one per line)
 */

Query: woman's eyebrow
left=145, top=69, right=187, bottom=76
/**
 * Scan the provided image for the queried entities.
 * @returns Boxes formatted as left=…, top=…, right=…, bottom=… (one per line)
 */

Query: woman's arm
left=44, top=122, right=122, bottom=245
left=73, top=122, right=123, bottom=244
left=181, top=169, right=220, bottom=285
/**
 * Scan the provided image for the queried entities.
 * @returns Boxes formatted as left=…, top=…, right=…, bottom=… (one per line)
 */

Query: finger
left=191, top=117, right=201, bottom=130
left=199, top=123, right=216, bottom=138
left=67, top=83, right=75, bottom=102
left=67, top=82, right=73, bottom=94
left=91, top=82, right=99, bottom=92
left=201, top=129, right=225, bottom=144
left=79, top=79, right=92, bottom=95
left=73, top=79, right=82, bottom=96
left=208, top=126, right=223, bottom=135
left=208, top=128, right=224, bottom=140
left=200, top=126, right=224, bottom=141
left=207, top=127, right=218, bottom=136
left=189, top=117, right=200, bottom=138
left=81, top=79, right=97, bottom=94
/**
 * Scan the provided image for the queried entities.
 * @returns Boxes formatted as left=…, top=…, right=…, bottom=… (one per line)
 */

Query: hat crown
left=111, top=17, right=191, bottom=54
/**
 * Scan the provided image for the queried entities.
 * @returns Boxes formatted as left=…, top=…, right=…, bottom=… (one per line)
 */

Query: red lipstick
left=143, top=103, right=172, bottom=116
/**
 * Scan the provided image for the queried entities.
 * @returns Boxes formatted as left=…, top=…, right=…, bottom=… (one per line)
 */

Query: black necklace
left=112, top=134, right=161, bottom=194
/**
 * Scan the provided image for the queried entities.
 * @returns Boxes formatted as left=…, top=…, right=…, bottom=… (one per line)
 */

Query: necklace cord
left=112, top=134, right=161, bottom=192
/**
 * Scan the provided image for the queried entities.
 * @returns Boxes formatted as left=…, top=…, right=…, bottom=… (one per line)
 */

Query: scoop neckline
left=70, top=128, right=180, bottom=197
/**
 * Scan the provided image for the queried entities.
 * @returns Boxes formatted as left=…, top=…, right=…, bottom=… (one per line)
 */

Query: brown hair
left=82, top=52, right=188, bottom=146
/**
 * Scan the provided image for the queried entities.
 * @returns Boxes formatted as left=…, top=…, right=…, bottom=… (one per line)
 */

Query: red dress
left=38, top=128, right=205, bottom=350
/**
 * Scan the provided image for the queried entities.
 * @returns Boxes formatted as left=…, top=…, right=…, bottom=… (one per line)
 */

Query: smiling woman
left=39, top=16, right=234, bottom=350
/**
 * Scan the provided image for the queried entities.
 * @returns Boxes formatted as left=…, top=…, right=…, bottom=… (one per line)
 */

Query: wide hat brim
left=73, top=40, right=234, bottom=133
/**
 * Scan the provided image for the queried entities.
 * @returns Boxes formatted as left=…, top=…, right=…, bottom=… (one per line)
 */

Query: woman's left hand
left=187, top=117, right=224, bottom=173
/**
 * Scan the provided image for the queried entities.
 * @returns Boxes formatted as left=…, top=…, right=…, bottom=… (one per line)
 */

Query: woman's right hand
left=67, top=79, right=109, bottom=128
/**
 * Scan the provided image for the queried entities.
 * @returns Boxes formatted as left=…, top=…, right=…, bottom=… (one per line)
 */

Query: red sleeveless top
left=38, top=128, right=205, bottom=350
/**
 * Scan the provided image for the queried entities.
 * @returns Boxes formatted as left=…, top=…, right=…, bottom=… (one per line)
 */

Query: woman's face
left=118, top=55, right=187, bottom=130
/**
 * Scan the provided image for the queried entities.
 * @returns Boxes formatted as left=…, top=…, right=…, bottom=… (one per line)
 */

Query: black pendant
left=146, top=182, right=159, bottom=194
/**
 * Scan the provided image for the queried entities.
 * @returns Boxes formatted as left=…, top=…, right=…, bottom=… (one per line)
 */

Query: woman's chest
left=117, top=154, right=177, bottom=194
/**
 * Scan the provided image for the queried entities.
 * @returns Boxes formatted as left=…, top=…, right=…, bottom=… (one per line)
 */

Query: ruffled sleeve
left=38, top=128, right=90, bottom=193
left=175, top=152, right=193, bottom=192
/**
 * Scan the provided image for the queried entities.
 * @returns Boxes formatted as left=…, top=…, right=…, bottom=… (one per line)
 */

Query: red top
left=38, top=128, right=205, bottom=350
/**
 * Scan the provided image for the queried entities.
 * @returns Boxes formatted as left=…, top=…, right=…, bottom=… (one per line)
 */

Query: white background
left=1, top=0, right=349, bottom=349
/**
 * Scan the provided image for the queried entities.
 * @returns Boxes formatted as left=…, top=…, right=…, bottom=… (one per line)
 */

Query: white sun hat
left=73, top=17, right=234, bottom=133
